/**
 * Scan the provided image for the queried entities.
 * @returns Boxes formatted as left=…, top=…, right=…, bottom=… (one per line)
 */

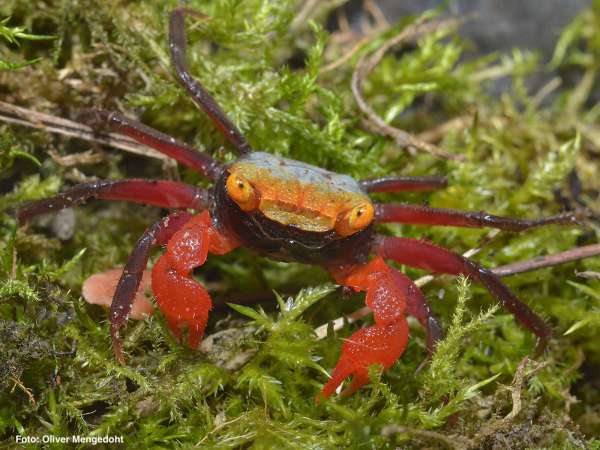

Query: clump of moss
left=1, top=0, right=599, bottom=448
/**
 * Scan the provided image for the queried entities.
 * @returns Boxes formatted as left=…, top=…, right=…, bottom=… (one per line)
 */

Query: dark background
left=348, top=0, right=591, bottom=60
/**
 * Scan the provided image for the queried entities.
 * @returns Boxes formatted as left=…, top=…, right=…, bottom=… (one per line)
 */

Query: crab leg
left=111, top=211, right=193, bottom=362
left=169, top=9, right=253, bottom=155
left=321, top=257, right=440, bottom=399
left=18, top=179, right=210, bottom=225
left=403, top=278, right=444, bottom=355
left=80, top=109, right=222, bottom=179
left=375, top=203, right=577, bottom=231
left=360, top=176, right=448, bottom=193
left=111, top=210, right=238, bottom=362
left=376, top=236, right=552, bottom=354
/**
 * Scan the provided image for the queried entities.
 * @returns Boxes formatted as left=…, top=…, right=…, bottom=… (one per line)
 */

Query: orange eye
left=335, top=202, right=375, bottom=237
left=226, top=173, right=259, bottom=212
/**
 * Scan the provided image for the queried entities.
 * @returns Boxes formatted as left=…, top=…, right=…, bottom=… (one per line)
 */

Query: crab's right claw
left=151, top=211, right=239, bottom=349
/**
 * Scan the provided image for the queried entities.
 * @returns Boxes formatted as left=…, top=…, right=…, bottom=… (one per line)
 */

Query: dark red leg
left=360, top=176, right=448, bottom=193
left=169, top=9, right=252, bottom=154
left=321, top=257, right=422, bottom=399
left=111, top=211, right=193, bottom=362
left=18, top=179, right=209, bottom=225
left=375, top=203, right=577, bottom=231
left=81, top=109, right=222, bottom=179
left=376, top=236, right=551, bottom=354
left=403, top=278, right=443, bottom=356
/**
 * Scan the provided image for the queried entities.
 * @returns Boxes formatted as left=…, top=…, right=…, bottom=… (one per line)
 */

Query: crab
left=18, top=9, right=577, bottom=400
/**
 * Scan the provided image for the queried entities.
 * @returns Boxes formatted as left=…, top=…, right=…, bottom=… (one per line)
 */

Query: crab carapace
left=18, top=8, right=578, bottom=399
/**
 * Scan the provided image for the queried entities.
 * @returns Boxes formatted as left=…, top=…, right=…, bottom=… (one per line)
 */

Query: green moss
left=1, top=0, right=599, bottom=448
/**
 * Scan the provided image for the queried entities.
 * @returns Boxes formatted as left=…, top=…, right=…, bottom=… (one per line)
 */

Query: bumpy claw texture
left=321, top=320, right=408, bottom=398
left=151, top=211, right=238, bottom=348
left=322, top=257, right=411, bottom=399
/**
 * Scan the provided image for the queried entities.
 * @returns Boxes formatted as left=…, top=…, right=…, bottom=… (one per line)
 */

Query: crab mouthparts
left=259, top=199, right=335, bottom=232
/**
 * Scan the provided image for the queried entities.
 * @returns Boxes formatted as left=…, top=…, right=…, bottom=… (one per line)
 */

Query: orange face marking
left=226, top=154, right=373, bottom=235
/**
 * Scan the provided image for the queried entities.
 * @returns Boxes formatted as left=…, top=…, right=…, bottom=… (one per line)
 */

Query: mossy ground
left=1, top=1, right=599, bottom=448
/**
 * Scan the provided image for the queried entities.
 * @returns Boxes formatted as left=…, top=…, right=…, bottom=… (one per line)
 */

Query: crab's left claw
left=320, top=320, right=408, bottom=399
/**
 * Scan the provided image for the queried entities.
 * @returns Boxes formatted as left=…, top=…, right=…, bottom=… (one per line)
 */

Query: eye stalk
left=335, top=202, right=375, bottom=237
left=226, top=173, right=259, bottom=212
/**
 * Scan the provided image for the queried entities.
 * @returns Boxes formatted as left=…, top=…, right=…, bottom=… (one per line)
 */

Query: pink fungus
left=82, top=268, right=154, bottom=319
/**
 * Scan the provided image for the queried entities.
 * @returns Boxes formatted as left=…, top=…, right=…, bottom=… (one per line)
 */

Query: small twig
left=504, top=358, right=548, bottom=423
left=11, top=246, right=17, bottom=279
left=336, top=6, right=352, bottom=35
left=321, top=34, right=375, bottom=74
left=475, top=357, right=549, bottom=445
left=321, top=3, right=391, bottom=74
left=491, top=243, right=600, bottom=277
left=0, top=101, right=172, bottom=162
left=360, top=0, right=387, bottom=34
left=351, top=17, right=466, bottom=161
left=382, top=425, right=472, bottom=450
left=416, top=115, right=473, bottom=143
left=315, top=240, right=600, bottom=340
left=290, top=0, right=320, bottom=32
left=9, top=375, right=37, bottom=407
left=363, top=0, right=389, bottom=30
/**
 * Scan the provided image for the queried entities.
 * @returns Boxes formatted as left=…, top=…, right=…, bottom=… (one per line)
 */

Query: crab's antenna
left=169, top=9, right=253, bottom=155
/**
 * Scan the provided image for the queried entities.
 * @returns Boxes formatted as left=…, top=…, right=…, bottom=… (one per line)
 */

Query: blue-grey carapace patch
left=233, top=152, right=365, bottom=194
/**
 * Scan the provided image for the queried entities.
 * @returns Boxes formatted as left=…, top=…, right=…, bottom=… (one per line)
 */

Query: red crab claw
left=320, top=320, right=409, bottom=399
left=151, top=211, right=238, bottom=348
left=319, top=257, right=414, bottom=400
